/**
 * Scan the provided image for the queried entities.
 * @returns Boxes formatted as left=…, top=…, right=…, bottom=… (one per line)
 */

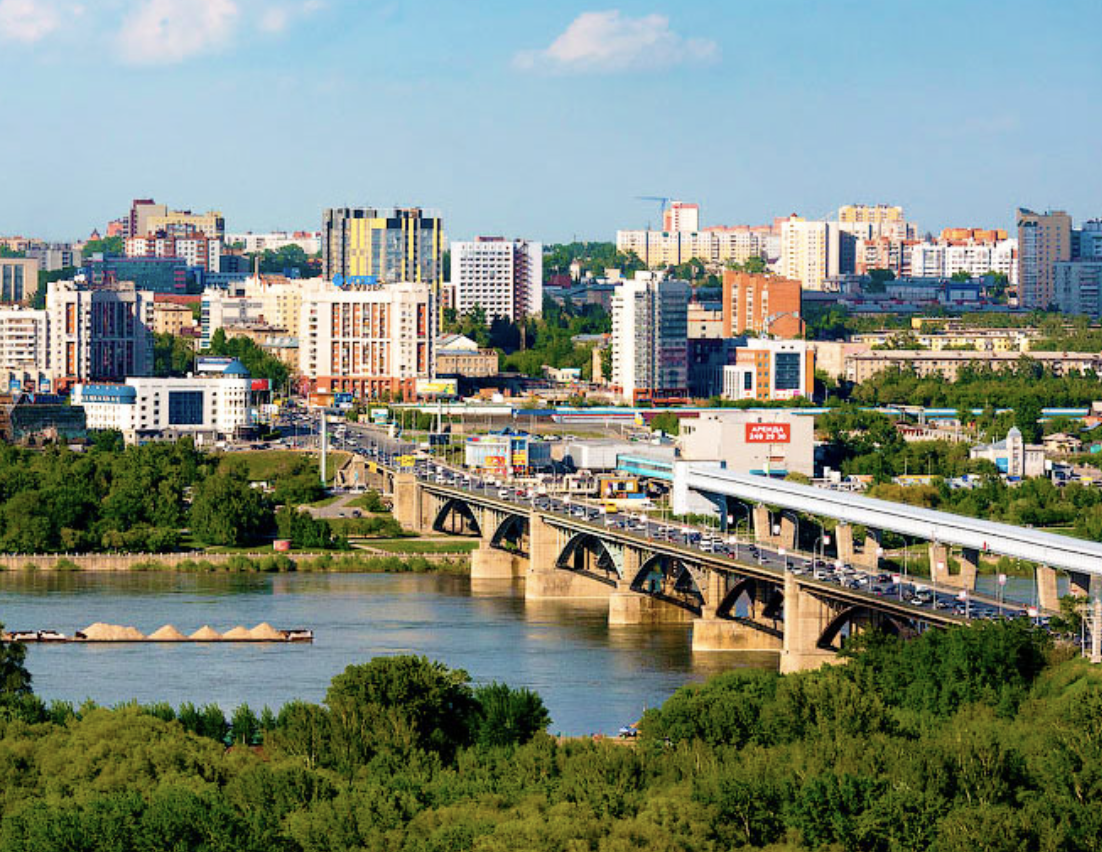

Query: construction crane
left=636, top=196, right=671, bottom=228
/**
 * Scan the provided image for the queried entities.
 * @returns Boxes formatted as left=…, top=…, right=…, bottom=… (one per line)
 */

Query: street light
left=779, top=547, right=788, bottom=573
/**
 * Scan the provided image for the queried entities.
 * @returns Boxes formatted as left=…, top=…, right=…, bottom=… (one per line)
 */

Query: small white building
left=679, top=410, right=815, bottom=478
left=969, top=427, right=1045, bottom=478
left=72, top=360, right=253, bottom=444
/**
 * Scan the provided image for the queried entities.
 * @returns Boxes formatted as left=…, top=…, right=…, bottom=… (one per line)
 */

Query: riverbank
left=0, top=551, right=469, bottom=575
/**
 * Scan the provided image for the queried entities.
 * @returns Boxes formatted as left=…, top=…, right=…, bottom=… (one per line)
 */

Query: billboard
left=511, top=450, right=528, bottom=469
left=370, top=408, right=388, bottom=423
left=745, top=423, right=791, bottom=444
left=196, top=356, right=236, bottom=373
left=416, top=378, right=458, bottom=397
left=397, top=455, right=416, bottom=469
left=250, top=379, right=271, bottom=392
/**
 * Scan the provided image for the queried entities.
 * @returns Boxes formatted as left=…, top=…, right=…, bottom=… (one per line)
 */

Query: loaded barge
left=3, top=622, right=313, bottom=644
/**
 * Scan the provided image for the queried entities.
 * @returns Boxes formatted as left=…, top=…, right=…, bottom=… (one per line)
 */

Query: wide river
left=0, top=572, right=773, bottom=736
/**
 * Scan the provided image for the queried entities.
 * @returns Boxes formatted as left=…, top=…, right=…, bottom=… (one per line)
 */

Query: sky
left=0, top=0, right=1100, bottom=243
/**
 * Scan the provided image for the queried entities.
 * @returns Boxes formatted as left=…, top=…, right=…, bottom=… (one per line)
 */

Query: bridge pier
left=393, top=474, right=430, bottom=533
left=752, top=505, right=775, bottom=545
left=778, top=514, right=797, bottom=551
left=609, top=592, right=695, bottom=624
left=525, top=513, right=616, bottom=600
left=470, top=544, right=526, bottom=580
left=780, top=572, right=842, bottom=674
left=929, top=543, right=976, bottom=591
left=1037, top=565, right=1060, bottom=612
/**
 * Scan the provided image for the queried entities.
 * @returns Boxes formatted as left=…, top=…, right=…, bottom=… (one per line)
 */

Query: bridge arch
left=432, top=498, right=482, bottom=537
left=556, top=532, right=623, bottom=587
left=630, top=553, right=705, bottom=615
left=816, top=605, right=918, bottom=651
left=490, top=514, right=529, bottom=556
left=715, top=576, right=783, bottom=622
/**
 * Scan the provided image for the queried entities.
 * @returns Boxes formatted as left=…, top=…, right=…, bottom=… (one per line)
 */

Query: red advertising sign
left=745, top=423, right=791, bottom=443
left=251, top=379, right=271, bottom=392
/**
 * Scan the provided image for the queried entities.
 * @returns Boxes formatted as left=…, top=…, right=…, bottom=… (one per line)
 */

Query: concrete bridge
left=392, top=474, right=968, bottom=674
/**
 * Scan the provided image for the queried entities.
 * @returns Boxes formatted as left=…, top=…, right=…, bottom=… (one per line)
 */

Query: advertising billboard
left=250, top=379, right=271, bottom=392
left=397, top=455, right=416, bottom=469
left=370, top=408, right=388, bottom=423
left=745, top=423, right=791, bottom=444
left=416, top=378, right=458, bottom=397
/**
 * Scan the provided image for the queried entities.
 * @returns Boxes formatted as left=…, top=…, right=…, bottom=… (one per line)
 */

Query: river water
left=0, top=572, right=771, bottom=736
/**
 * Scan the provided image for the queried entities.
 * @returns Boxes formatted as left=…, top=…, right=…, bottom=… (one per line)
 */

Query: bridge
left=391, top=472, right=977, bottom=674
left=682, top=468, right=1102, bottom=610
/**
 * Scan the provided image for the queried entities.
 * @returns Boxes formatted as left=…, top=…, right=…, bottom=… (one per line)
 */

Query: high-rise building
left=1017, top=208, right=1072, bottom=309
left=1053, top=261, right=1102, bottom=318
left=837, top=204, right=913, bottom=239
left=451, top=237, right=543, bottom=322
left=611, top=273, right=690, bottom=403
left=0, top=258, right=40, bottom=304
left=779, top=217, right=854, bottom=290
left=0, top=307, right=49, bottom=391
left=125, top=231, right=222, bottom=272
left=721, top=271, right=803, bottom=338
left=722, top=339, right=815, bottom=402
left=299, top=281, right=431, bottom=400
left=46, top=280, right=154, bottom=390
left=321, top=207, right=443, bottom=284
left=200, top=276, right=311, bottom=348
left=615, top=226, right=773, bottom=269
left=127, top=199, right=167, bottom=238
left=126, top=199, right=225, bottom=240
left=663, top=201, right=700, bottom=233
left=909, top=239, right=1018, bottom=282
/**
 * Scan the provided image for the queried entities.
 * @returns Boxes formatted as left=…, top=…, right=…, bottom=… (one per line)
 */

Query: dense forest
left=0, top=440, right=339, bottom=554
left=0, top=620, right=1097, bottom=850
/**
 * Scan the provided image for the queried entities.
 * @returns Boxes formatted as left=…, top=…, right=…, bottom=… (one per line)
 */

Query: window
left=168, top=390, right=204, bottom=425
left=774, top=352, right=802, bottom=391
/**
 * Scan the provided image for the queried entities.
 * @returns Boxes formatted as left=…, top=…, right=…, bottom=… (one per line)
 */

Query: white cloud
left=117, top=0, right=238, bottom=65
left=259, top=0, right=324, bottom=35
left=0, top=0, right=60, bottom=43
left=515, top=10, right=717, bottom=74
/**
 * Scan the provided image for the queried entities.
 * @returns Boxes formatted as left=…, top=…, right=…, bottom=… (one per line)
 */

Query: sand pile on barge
left=222, top=626, right=252, bottom=639
left=148, top=625, right=187, bottom=641
left=249, top=622, right=283, bottom=640
left=190, top=625, right=222, bottom=640
left=81, top=622, right=145, bottom=641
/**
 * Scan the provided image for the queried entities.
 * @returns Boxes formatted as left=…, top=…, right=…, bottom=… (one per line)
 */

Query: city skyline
left=1, top=0, right=1100, bottom=241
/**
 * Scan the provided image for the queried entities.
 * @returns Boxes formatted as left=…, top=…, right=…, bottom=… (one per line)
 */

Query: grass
left=365, top=539, right=480, bottom=554
left=126, top=553, right=469, bottom=575
left=307, top=493, right=342, bottom=508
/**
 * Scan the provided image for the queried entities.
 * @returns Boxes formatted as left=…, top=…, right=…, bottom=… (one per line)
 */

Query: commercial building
left=46, top=280, right=155, bottom=389
left=72, top=363, right=253, bottom=444
left=779, top=216, right=855, bottom=291
left=970, top=427, right=1045, bottom=479
left=721, top=339, right=815, bottom=402
left=451, top=237, right=542, bottom=322
left=1018, top=208, right=1072, bottom=309
left=0, top=258, right=39, bottom=304
left=435, top=334, right=499, bottom=378
left=0, top=393, right=86, bottom=444
left=0, top=308, right=50, bottom=391
left=83, top=255, right=187, bottom=294
left=299, top=281, right=431, bottom=400
left=721, top=270, right=803, bottom=338
left=321, top=207, right=443, bottom=285
left=464, top=432, right=552, bottom=476
left=226, top=231, right=322, bottom=255
left=611, top=273, right=690, bottom=403
left=679, top=410, right=814, bottom=478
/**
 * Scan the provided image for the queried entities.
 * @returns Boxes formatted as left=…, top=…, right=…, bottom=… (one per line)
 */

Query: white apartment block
left=451, top=237, right=542, bottom=322
left=125, top=235, right=222, bottom=271
left=299, top=281, right=431, bottom=400
left=663, top=201, right=700, bottom=233
left=780, top=218, right=850, bottom=291
left=909, top=240, right=1018, bottom=283
left=73, top=370, right=252, bottom=444
left=616, top=227, right=772, bottom=268
left=611, top=273, right=689, bottom=403
left=226, top=232, right=322, bottom=255
left=201, top=276, right=313, bottom=347
left=0, top=308, right=49, bottom=391
left=46, top=280, right=154, bottom=390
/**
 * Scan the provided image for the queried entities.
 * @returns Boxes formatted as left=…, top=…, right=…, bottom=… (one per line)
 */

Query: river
left=0, top=572, right=773, bottom=736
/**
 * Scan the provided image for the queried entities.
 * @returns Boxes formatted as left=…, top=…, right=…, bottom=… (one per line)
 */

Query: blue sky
left=0, top=0, right=1099, bottom=243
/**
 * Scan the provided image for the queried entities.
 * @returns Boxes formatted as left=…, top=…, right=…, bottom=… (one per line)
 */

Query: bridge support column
left=525, top=514, right=617, bottom=600
left=1037, top=565, right=1060, bottom=612
left=836, top=523, right=855, bottom=565
left=752, top=505, right=774, bottom=545
left=929, top=543, right=976, bottom=590
left=778, top=514, right=797, bottom=551
left=780, top=572, right=841, bottom=674
left=693, top=570, right=782, bottom=651
left=609, top=546, right=694, bottom=624
left=929, top=543, right=951, bottom=586
left=1068, top=570, right=1093, bottom=599
left=393, top=474, right=426, bottom=533
left=957, top=547, right=979, bottom=592
left=470, top=544, right=525, bottom=580
left=860, top=530, right=882, bottom=570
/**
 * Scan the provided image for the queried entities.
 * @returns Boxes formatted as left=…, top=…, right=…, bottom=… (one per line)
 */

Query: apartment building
left=611, top=273, right=689, bottom=403
left=845, top=349, right=1102, bottom=384
left=200, top=276, right=310, bottom=348
left=663, top=201, right=699, bottom=232
left=909, top=240, right=1018, bottom=282
left=779, top=217, right=854, bottom=291
left=125, top=198, right=225, bottom=240
left=321, top=207, right=443, bottom=285
left=451, top=237, right=543, bottom=322
left=1053, top=262, right=1102, bottom=318
left=1018, top=208, right=1072, bottom=309
left=125, top=232, right=222, bottom=272
left=225, top=231, right=322, bottom=255
left=615, top=226, right=772, bottom=269
left=721, top=270, right=803, bottom=338
left=299, top=281, right=431, bottom=400
left=0, top=308, right=49, bottom=391
left=0, top=258, right=39, bottom=303
left=46, top=280, right=154, bottom=389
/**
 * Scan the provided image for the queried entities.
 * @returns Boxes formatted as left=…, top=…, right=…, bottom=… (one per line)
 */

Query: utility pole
left=320, top=411, right=328, bottom=486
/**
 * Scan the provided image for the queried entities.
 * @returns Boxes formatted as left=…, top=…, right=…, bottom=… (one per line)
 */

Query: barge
left=3, top=623, right=314, bottom=644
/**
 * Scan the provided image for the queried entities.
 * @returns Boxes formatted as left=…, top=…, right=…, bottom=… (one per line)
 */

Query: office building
left=722, top=338, right=814, bottom=402
left=46, top=280, right=154, bottom=390
left=721, top=270, right=803, bottom=338
left=611, top=273, right=690, bottom=403
left=321, top=207, right=443, bottom=285
left=663, top=201, right=700, bottom=233
left=1018, top=208, right=1072, bottom=308
left=299, top=281, right=431, bottom=400
left=73, top=365, right=253, bottom=444
left=451, top=237, right=543, bottom=322
left=0, top=258, right=39, bottom=303
left=779, top=216, right=855, bottom=290
left=83, top=255, right=187, bottom=294
left=0, top=308, right=50, bottom=392
left=679, top=410, right=814, bottom=478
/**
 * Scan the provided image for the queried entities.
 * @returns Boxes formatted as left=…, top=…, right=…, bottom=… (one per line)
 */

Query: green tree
left=650, top=411, right=680, bottom=436
left=472, top=682, right=550, bottom=748
left=189, top=468, right=273, bottom=546
left=82, top=236, right=124, bottom=256
left=0, top=621, right=32, bottom=697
